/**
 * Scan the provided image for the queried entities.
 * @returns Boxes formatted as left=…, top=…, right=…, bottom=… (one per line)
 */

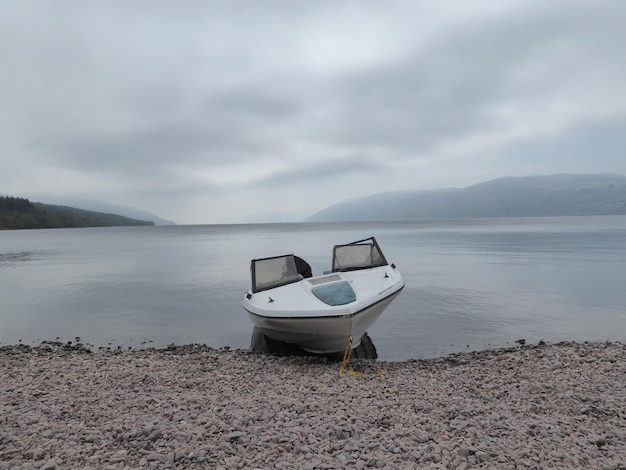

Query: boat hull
left=244, top=287, right=404, bottom=354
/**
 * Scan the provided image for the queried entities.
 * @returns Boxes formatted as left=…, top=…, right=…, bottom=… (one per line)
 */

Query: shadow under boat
left=250, top=326, right=378, bottom=360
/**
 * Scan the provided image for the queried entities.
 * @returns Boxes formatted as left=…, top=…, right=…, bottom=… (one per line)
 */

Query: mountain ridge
left=0, top=196, right=156, bottom=230
left=24, top=195, right=176, bottom=226
left=306, top=174, right=626, bottom=222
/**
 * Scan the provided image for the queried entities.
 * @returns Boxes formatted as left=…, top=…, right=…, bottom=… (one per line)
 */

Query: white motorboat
left=243, top=237, right=405, bottom=354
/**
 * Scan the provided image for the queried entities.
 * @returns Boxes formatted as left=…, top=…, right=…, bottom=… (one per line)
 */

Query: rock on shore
left=1, top=341, right=625, bottom=469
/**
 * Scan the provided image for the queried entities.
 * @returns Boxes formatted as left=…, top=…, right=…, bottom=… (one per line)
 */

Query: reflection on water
left=250, top=327, right=378, bottom=360
left=1, top=218, right=626, bottom=360
left=0, top=251, right=34, bottom=266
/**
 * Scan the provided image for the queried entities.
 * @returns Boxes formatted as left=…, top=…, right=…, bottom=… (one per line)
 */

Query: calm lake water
left=1, top=217, right=625, bottom=361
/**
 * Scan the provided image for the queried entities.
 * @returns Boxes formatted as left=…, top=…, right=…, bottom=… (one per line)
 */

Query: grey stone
left=1, top=342, right=625, bottom=469
left=31, top=447, right=47, bottom=461
left=226, top=431, right=244, bottom=442
left=41, top=459, right=57, bottom=470
left=147, top=429, right=162, bottom=441
left=146, top=453, right=168, bottom=462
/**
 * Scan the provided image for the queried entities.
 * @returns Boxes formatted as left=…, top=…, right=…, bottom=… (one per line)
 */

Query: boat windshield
left=332, top=237, right=388, bottom=272
left=251, top=255, right=300, bottom=293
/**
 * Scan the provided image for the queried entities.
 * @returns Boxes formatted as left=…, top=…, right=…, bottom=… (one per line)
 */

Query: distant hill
left=306, top=174, right=626, bottom=222
left=25, top=196, right=176, bottom=226
left=0, top=196, right=155, bottom=230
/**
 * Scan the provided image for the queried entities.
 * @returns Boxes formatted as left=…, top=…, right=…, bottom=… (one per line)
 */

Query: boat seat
left=294, top=256, right=313, bottom=279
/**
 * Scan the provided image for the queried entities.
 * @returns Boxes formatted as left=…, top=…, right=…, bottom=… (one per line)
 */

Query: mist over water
left=1, top=217, right=625, bottom=361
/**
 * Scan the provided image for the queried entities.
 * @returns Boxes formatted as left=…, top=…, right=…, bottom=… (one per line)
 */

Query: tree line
left=0, top=195, right=154, bottom=230
left=0, top=196, right=34, bottom=212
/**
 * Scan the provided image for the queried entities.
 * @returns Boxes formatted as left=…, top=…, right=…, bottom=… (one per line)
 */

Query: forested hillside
left=0, top=196, right=154, bottom=230
left=306, top=174, right=626, bottom=222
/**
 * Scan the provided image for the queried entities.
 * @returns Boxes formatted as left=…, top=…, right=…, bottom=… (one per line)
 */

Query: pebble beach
left=1, top=341, right=625, bottom=469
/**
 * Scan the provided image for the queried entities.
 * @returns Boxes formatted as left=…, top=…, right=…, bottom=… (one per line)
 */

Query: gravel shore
left=1, top=341, right=625, bottom=469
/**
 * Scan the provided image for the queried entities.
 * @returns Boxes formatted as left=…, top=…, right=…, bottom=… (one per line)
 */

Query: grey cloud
left=317, top=2, right=626, bottom=156
left=25, top=80, right=306, bottom=176
left=503, top=119, right=626, bottom=170
left=247, top=155, right=390, bottom=189
left=1, top=1, right=625, bottom=223
left=208, top=88, right=303, bottom=122
left=31, top=115, right=278, bottom=173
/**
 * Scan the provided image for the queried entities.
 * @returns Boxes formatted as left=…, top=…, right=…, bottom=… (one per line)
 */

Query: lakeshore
left=1, top=341, right=625, bottom=469
left=3, top=218, right=626, bottom=362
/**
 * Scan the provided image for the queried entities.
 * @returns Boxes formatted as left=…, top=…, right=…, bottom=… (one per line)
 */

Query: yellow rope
left=339, top=336, right=385, bottom=377
left=338, top=335, right=352, bottom=374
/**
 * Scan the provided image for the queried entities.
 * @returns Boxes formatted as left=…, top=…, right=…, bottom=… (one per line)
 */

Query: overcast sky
left=1, top=1, right=625, bottom=224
